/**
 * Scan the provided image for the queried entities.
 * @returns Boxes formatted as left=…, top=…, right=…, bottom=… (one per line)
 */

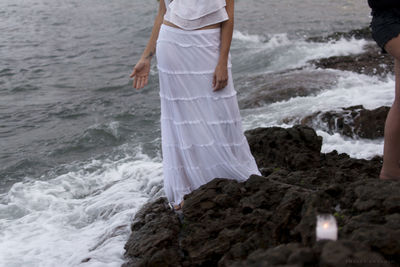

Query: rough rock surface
left=307, top=26, right=373, bottom=42
left=122, top=126, right=400, bottom=267
left=310, top=44, right=394, bottom=76
left=239, top=27, right=393, bottom=110
left=284, top=105, right=390, bottom=139
left=238, top=70, right=339, bottom=109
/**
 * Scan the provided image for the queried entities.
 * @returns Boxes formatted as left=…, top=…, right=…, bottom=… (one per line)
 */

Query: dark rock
left=122, top=198, right=183, bottom=267
left=233, top=240, right=392, bottom=267
left=310, top=44, right=394, bottom=76
left=230, top=243, right=302, bottom=267
left=287, top=105, right=390, bottom=139
left=238, top=27, right=392, bottom=110
left=307, top=27, right=373, bottom=42
left=239, top=27, right=392, bottom=111
left=244, top=125, right=323, bottom=171
left=122, top=126, right=400, bottom=267
left=287, top=247, right=315, bottom=265
left=318, top=240, right=392, bottom=267
left=238, top=69, right=339, bottom=109
left=307, top=27, right=373, bottom=43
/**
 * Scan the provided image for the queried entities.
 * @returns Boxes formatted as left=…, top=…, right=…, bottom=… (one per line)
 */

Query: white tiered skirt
left=156, top=24, right=261, bottom=205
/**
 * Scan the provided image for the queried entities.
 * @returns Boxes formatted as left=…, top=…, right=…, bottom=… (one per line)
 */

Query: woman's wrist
left=141, top=50, right=155, bottom=61
left=217, top=58, right=228, bottom=68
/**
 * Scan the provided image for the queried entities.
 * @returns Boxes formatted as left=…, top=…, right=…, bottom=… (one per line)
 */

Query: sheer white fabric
left=156, top=25, right=261, bottom=205
left=164, top=0, right=229, bottom=30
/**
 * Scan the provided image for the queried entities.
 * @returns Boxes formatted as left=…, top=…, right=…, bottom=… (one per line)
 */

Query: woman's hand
left=213, top=62, right=228, bottom=91
left=130, top=58, right=151, bottom=89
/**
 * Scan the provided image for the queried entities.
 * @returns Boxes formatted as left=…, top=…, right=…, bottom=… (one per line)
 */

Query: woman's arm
left=213, top=0, right=234, bottom=91
left=130, top=0, right=166, bottom=89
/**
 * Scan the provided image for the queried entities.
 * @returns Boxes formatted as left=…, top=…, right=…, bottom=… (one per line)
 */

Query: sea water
left=0, top=0, right=390, bottom=266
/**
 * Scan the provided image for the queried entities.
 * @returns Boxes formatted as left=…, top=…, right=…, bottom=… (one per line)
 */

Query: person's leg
left=173, top=201, right=184, bottom=210
left=380, top=35, right=400, bottom=180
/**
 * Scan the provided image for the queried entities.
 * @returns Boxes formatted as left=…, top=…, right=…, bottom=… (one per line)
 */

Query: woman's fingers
left=137, top=76, right=144, bottom=89
left=214, top=82, right=219, bottom=91
left=139, top=76, right=146, bottom=89
left=130, top=68, right=137, bottom=78
left=131, top=60, right=150, bottom=89
left=212, top=73, right=217, bottom=89
left=133, top=75, right=148, bottom=89
left=141, top=76, right=148, bottom=88
left=213, top=78, right=228, bottom=91
left=135, top=77, right=141, bottom=89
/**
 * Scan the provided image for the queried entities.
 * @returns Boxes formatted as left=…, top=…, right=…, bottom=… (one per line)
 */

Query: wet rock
left=233, top=240, right=392, bottom=267
left=239, top=27, right=392, bottom=111
left=286, top=105, right=390, bottom=139
left=122, top=198, right=183, bottom=267
left=318, top=240, right=392, bottom=267
left=310, top=44, right=394, bottom=76
left=238, top=69, right=339, bottom=109
left=244, top=125, right=323, bottom=171
left=123, top=126, right=399, bottom=267
left=307, top=26, right=373, bottom=42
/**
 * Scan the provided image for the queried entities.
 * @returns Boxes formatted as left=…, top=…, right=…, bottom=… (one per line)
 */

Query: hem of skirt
left=166, top=190, right=191, bottom=206
left=165, top=169, right=262, bottom=205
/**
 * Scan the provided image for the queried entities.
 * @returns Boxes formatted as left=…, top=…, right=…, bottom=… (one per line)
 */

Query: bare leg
left=173, top=200, right=184, bottom=210
left=380, top=36, right=400, bottom=180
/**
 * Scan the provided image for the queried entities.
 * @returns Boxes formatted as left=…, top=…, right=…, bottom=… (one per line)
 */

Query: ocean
left=0, top=0, right=393, bottom=266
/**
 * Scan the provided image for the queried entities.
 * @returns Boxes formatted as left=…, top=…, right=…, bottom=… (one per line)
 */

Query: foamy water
left=232, top=31, right=369, bottom=74
left=234, top=29, right=392, bottom=160
left=0, top=148, right=164, bottom=267
left=242, top=69, right=394, bottom=159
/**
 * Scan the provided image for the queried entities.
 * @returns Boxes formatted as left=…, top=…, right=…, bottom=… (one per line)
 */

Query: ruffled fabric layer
left=164, top=0, right=229, bottom=30
left=156, top=25, right=261, bottom=205
left=169, top=0, right=226, bottom=20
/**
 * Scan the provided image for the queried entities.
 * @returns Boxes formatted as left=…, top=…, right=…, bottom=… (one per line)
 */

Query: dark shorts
left=370, top=8, right=400, bottom=53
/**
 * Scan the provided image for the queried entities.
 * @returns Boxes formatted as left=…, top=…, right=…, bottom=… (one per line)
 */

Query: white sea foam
left=0, top=148, right=164, bottom=267
left=233, top=30, right=266, bottom=43
left=317, top=131, right=383, bottom=159
left=241, top=71, right=394, bottom=159
left=233, top=31, right=291, bottom=51
left=266, top=37, right=368, bottom=72
left=232, top=30, right=369, bottom=73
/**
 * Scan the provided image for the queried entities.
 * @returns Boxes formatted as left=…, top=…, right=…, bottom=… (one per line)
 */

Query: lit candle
left=316, top=214, right=338, bottom=241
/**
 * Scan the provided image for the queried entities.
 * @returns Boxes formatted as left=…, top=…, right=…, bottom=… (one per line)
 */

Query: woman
left=369, top=0, right=400, bottom=180
left=130, top=0, right=261, bottom=209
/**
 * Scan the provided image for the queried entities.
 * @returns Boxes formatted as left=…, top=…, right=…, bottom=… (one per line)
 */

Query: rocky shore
left=238, top=27, right=393, bottom=110
left=308, top=27, right=393, bottom=76
left=122, top=126, right=399, bottom=267
left=285, top=105, right=390, bottom=139
left=122, top=28, right=399, bottom=267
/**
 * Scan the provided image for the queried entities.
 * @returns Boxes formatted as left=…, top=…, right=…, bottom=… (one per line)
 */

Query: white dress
left=157, top=0, right=261, bottom=205
left=164, top=0, right=229, bottom=30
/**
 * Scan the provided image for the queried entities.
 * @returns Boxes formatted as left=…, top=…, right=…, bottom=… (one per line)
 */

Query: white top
left=164, top=0, right=229, bottom=30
